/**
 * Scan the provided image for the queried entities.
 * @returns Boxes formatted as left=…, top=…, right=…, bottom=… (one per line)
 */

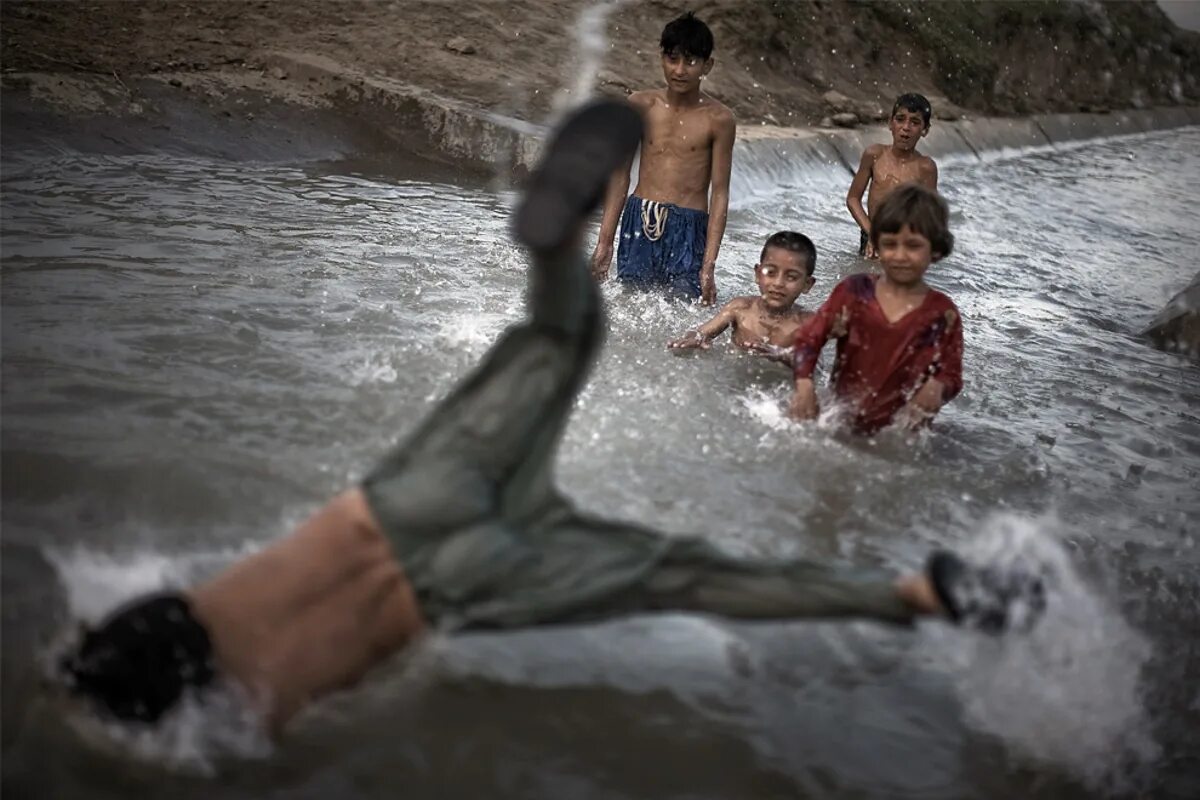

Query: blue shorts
left=615, top=195, right=708, bottom=300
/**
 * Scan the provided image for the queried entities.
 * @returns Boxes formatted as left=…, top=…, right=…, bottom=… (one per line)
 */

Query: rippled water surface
left=3, top=122, right=1198, bottom=799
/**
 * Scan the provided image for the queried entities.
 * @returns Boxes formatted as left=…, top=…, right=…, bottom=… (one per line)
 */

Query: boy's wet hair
left=892, top=93, right=933, bottom=128
left=660, top=12, right=714, bottom=61
left=58, top=593, right=215, bottom=723
left=760, top=231, right=817, bottom=276
left=869, top=184, right=954, bottom=260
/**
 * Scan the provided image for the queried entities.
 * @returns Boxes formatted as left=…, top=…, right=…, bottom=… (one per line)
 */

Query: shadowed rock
left=1142, top=272, right=1200, bottom=357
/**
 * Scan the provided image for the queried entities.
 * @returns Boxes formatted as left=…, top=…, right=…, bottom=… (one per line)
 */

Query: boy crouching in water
left=668, top=231, right=816, bottom=364
left=789, top=184, right=962, bottom=434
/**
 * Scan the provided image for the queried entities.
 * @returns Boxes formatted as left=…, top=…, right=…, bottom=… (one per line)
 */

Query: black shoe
left=513, top=99, right=643, bottom=255
left=927, top=550, right=1048, bottom=634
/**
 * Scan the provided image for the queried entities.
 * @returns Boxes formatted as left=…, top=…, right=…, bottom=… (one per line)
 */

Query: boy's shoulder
left=700, top=92, right=735, bottom=122
left=628, top=89, right=663, bottom=109
left=860, top=142, right=887, bottom=161
left=633, top=88, right=732, bottom=117
left=723, top=295, right=758, bottom=312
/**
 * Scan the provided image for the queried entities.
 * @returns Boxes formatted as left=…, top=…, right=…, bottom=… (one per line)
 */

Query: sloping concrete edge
left=733, top=106, right=1198, bottom=182
left=261, top=52, right=546, bottom=174
left=4, top=50, right=1196, bottom=178
left=255, top=53, right=1200, bottom=176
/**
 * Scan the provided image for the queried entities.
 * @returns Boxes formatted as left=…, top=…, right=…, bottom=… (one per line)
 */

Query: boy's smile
left=755, top=246, right=813, bottom=311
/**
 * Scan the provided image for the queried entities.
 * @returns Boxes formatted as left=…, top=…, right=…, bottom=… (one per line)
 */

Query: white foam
left=44, top=544, right=277, bottom=770
left=933, top=514, right=1159, bottom=792
left=436, top=309, right=516, bottom=354
left=347, top=351, right=399, bottom=386
left=558, top=1, right=629, bottom=110
left=65, top=682, right=272, bottom=775
left=47, top=543, right=258, bottom=620
left=49, top=548, right=185, bottom=621
left=738, top=387, right=855, bottom=441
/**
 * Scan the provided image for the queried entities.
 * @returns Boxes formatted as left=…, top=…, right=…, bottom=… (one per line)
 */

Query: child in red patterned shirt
left=788, top=184, right=962, bottom=434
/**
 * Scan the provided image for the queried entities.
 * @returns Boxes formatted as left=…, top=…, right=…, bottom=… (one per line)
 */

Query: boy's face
left=877, top=225, right=933, bottom=287
left=888, top=106, right=929, bottom=151
left=661, top=49, right=712, bottom=94
left=755, top=247, right=814, bottom=311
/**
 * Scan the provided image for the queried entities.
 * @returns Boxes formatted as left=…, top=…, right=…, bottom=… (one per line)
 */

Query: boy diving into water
left=58, top=101, right=1043, bottom=738
left=589, top=12, right=735, bottom=303
left=668, top=231, right=816, bottom=363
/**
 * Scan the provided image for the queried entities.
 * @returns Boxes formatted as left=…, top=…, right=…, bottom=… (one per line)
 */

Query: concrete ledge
left=732, top=130, right=846, bottom=193
left=262, top=54, right=1197, bottom=178
left=732, top=105, right=1196, bottom=192
left=1033, top=112, right=1109, bottom=143
left=953, top=117, right=1051, bottom=156
left=5, top=49, right=1196, bottom=180
left=262, top=52, right=546, bottom=174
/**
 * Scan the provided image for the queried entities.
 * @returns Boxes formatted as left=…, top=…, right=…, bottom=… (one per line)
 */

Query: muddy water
left=3, top=119, right=1198, bottom=799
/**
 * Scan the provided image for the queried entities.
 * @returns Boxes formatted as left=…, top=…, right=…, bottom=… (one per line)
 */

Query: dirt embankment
left=2, top=1, right=1198, bottom=135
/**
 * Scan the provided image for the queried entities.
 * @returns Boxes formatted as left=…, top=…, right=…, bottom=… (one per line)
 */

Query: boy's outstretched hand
left=788, top=378, right=820, bottom=421
left=743, top=340, right=794, bottom=365
left=668, top=331, right=711, bottom=350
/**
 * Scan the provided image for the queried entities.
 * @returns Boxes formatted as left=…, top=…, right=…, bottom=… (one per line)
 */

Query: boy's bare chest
left=873, top=153, right=925, bottom=186
left=644, top=109, right=712, bottom=156
left=735, top=308, right=800, bottom=345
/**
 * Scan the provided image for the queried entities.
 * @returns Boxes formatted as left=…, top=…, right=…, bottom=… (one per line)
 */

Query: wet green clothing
left=362, top=252, right=914, bottom=631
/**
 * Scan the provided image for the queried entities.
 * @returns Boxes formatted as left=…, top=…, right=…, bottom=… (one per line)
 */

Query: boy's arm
left=589, top=155, right=634, bottom=280
left=744, top=342, right=795, bottom=365
left=668, top=300, right=740, bottom=349
left=699, top=109, right=736, bottom=305
left=590, top=93, right=649, bottom=280
left=846, top=145, right=879, bottom=245
left=789, top=284, right=850, bottom=420
left=921, top=157, right=939, bottom=191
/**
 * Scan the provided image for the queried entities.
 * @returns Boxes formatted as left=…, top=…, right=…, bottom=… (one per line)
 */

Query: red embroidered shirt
left=793, top=273, right=963, bottom=433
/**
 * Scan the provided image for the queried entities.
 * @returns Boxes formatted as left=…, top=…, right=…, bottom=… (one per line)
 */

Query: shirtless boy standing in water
left=668, top=231, right=815, bottom=364
left=589, top=12, right=735, bottom=303
left=847, top=93, right=939, bottom=259
left=57, top=101, right=1043, bottom=739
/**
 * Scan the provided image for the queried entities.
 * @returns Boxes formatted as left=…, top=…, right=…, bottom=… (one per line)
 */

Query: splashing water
left=63, top=684, right=272, bottom=776
left=934, top=514, right=1159, bottom=794
left=557, top=0, right=629, bottom=112
left=34, top=546, right=277, bottom=772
